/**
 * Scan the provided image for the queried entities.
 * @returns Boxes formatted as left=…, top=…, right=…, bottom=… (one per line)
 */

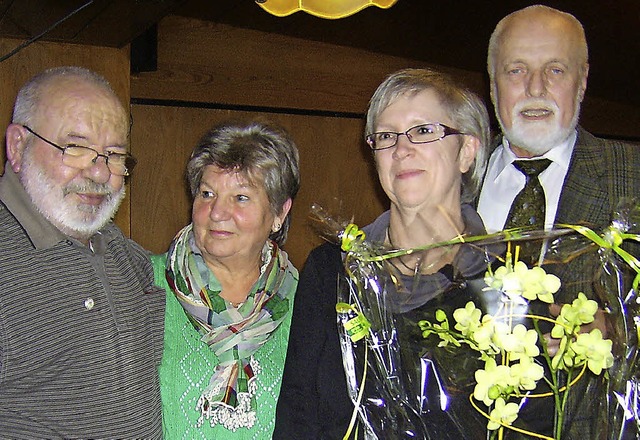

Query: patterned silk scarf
left=165, top=224, right=296, bottom=430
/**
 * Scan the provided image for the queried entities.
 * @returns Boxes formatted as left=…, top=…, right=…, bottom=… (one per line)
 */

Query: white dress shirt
left=477, top=131, right=576, bottom=233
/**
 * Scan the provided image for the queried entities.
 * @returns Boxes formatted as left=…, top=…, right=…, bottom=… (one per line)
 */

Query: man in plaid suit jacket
left=477, top=5, right=640, bottom=438
left=478, top=5, right=640, bottom=235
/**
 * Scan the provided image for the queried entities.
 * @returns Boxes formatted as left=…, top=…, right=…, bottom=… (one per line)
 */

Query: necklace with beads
left=385, top=227, right=455, bottom=275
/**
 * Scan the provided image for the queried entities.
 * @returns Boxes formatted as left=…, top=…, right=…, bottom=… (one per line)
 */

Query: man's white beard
left=19, top=146, right=125, bottom=241
left=498, top=97, right=580, bottom=156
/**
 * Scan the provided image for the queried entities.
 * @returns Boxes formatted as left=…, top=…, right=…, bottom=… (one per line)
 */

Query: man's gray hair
left=12, top=66, right=116, bottom=127
left=187, top=120, right=301, bottom=247
left=365, top=68, right=490, bottom=203
left=487, top=5, right=588, bottom=81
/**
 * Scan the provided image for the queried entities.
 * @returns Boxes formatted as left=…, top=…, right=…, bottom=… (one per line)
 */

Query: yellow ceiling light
left=256, top=0, right=398, bottom=19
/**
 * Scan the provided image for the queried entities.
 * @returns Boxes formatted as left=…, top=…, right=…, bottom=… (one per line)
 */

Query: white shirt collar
left=494, top=130, right=577, bottom=177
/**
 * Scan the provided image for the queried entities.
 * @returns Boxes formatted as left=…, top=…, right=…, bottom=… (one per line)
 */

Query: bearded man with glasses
left=0, top=66, right=164, bottom=438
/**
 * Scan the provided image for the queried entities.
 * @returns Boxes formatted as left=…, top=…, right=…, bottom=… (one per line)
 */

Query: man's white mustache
left=63, top=181, right=113, bottom=199
left=514, top=99, right=559, bottom=116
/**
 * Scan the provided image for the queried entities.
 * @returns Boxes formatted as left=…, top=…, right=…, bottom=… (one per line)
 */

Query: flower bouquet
left=310, top=200, right=640, bottom=440
left=311, top=204, right=430, bottom=439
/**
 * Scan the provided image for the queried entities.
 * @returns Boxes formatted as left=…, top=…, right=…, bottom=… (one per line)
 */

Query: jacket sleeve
left=274, top=243, right=355, bottom=440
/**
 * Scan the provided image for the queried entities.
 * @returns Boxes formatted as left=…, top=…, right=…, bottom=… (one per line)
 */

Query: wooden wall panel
left=132, top=15, right=640, bottom=139
left=131, top=16, right=485, bottom=115
left=0, top=37, right=132, bottom=233
left=130, top=104, right=387, bottom=268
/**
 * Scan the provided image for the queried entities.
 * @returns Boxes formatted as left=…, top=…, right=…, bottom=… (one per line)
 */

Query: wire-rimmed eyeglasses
left=22, top=125, right=136, bottom=176
left=366, top=123, right=467, bottom=151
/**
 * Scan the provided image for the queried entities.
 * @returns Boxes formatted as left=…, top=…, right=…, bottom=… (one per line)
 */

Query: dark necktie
left=505, top=158, right=551, bottom=262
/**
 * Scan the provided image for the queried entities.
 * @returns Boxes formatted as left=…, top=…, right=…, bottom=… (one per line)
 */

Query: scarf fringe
left=196, top=357, right=261, bottom=431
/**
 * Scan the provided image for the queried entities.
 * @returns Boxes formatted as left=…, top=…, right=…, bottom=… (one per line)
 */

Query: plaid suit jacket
left=555, top=126, right=640, bottom=228
left=553, top=128, right=640, bottom=439
left=551, top=126, right=640, bottom=302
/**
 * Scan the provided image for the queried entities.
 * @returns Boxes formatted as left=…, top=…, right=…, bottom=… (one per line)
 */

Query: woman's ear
left=6, top=124, right=28, bottom=173
left=272, top=198, right=292, bottom=232
left=458, top=135, right=480, bottom=174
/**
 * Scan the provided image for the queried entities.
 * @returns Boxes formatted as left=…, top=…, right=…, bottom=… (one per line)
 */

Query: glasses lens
left=369, top=132, right=397, bottom=150
left=62, top=146, right=134, bottom=176
left=108, top=153, right=136, bottom=176
left=105, top=153, right=127, bottom=176
left=62, top=146, right=97, bottom=168
left=407, top=124, right=443, bottom=143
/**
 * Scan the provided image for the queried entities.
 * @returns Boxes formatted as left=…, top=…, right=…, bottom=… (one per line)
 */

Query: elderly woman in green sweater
left=153, top=120, right=300, bottom=439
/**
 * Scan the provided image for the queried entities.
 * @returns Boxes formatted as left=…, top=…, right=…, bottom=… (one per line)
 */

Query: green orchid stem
left=553, top=378, right=562, bottom=439
left=533, top=320, right=554, bottom=385
left=533, top=319, right=565, bottom=440
left=355, top=227, right=575, bottom=264
left=555, top=368, right=574, bottom=439
left=418, top=324, right=484, bottom=353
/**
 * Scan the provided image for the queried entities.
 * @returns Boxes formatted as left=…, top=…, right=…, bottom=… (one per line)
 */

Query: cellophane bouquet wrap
left=309, top=200, right=640, bottom=440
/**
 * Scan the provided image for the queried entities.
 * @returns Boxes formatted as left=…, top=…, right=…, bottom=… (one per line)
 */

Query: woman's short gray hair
left=365, top=68, right=490, bottom=203
left=187, top=120, right=301, bottom=246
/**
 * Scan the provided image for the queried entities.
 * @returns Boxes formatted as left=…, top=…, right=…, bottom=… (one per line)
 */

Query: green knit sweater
left=152, top=253, right=296, bottom=440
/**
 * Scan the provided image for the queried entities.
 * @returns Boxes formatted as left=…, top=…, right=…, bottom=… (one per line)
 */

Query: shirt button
left=84, top=298, right=95, bottom=310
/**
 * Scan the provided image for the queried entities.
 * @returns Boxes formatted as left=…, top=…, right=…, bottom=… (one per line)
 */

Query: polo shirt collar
left=0, top=164, right=67, bottom=249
